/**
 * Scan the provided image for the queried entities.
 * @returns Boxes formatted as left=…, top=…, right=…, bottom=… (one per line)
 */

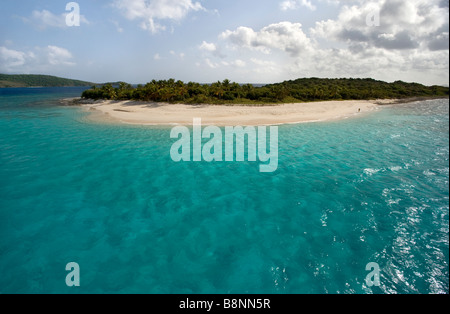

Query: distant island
left=0, top=74, right=94, bottom=88
left=81, top=78, right=449, bottom=105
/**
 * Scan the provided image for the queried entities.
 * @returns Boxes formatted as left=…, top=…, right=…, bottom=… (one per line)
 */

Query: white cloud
left=220, top=22, right=313, bottom=57
left=31, top=10, right=64, bottom=28
left=195, top=0, right=448, bottom=85
left=199, top=40, right=226, bottom=58
left=0, top=45, right=76, bottom=73
left=301, top=46, right=449, bottom=85
left=114, top=0, right=204, bottom=34
left=311, top=0, right=448, bottom=51
left=201, top=58, right=246, bottom=69
left=199, top=41, right=217, bottom=52
left=22, top=9, right=89, bottom=29
left=280, top=0, right=317, bottom=11
left=205, top=58, right=219, bottom=69
left=232, top=59, right=246, bottom=67
left=47, top=46, right=75, bottom=66
left=302, top=0, right=449, bottom=84
left=0, top=47, right=27, bottom=70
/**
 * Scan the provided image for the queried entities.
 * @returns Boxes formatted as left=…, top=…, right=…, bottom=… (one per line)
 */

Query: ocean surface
left=0, top=87, right=448, bottom=294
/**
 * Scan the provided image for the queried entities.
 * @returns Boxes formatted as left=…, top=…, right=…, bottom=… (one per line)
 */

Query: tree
left=222, top=79, right=230, bottom=91
left=79, top=78, right=449, bottom=104
left=101, top=83, right=116, bottom=100
left=211, top=81, right=224, bottom=100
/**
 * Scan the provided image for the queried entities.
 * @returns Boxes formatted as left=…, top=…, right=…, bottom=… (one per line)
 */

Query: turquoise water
left=0, top=88, right=448, bottom=294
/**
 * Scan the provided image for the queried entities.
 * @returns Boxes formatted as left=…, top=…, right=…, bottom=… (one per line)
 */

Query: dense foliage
left=82, top=78, right=449, bottom=104
left=0, top=74, right=94, bottom=88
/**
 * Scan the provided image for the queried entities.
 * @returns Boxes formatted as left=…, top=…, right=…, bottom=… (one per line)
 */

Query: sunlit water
left=0, top=88, right=448, bottom=294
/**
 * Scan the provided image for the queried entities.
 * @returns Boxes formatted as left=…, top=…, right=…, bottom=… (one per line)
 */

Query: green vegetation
left=81, top=78, right=449, bottom=104
left=0, top=74, right=94, bottom=88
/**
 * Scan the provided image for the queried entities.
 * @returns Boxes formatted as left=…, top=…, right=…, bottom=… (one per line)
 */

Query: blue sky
left=0, top=0, right=448, bottom=85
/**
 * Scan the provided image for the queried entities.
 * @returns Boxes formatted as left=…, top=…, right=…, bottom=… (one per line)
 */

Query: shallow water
left=0, top=88, right=448, bottom=293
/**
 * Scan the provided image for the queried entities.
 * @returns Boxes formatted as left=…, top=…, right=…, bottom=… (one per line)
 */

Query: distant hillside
left=267, top=78, right=449, bottom=101
left=0, top=74, right=95, bottom=88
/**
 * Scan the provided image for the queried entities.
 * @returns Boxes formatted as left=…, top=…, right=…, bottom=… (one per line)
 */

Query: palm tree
left=222, top=79, right=230, bottom=91
left=211, top=81, right=224, bottom=99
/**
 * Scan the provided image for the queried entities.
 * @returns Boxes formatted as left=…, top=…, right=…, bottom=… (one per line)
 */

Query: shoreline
left=374, top=96, right=449, bottom=105
left=61, top=97, right=446, bottom=126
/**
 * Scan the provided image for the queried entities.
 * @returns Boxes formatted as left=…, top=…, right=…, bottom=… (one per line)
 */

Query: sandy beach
left=79, top=99, right=392, bottom=126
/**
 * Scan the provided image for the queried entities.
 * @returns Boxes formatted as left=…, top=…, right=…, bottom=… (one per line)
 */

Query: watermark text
left=170, top=118, right=278, bottom=173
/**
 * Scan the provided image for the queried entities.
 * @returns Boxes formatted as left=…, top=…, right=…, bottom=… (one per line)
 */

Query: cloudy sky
left=0, top=0, right=448, bottom=85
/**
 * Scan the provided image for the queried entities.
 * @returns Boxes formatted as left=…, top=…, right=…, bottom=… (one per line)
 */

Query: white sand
left=82, top=99, right=388, bottom=126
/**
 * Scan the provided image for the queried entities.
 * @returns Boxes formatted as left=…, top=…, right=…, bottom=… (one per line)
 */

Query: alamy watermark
left=65, top=2, right=80, bottom=27
left=65, top=262, right=80, bottom=287
left=366, top=10, right=380, bottom=27
left=365, top=262, right=381, bottom=287
left=170, top=118, right=279, bottom=173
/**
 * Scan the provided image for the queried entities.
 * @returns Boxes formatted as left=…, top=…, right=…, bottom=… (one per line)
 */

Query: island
left=81, top=78, right=449, bottom=104
left=76, top=78, right=449, bottom=126
left=0, top=74, right=95, bottom=88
